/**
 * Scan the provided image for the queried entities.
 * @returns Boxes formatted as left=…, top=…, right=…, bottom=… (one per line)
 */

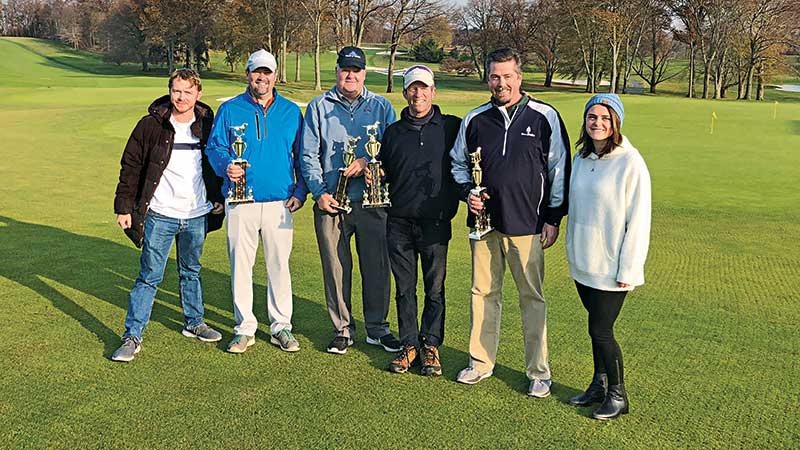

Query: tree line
left=2, top=0, right=798, bottom=100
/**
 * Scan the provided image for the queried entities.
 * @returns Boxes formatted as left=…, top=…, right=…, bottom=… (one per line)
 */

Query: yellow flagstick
left=773, top=101, right=778, bottom=120
left=710, top=111, right=717, bottom=135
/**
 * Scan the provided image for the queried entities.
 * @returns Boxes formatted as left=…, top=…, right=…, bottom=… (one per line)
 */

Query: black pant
left=387, top=217, right=450, bottom=347
left=575, top=282, right=627, bottom=385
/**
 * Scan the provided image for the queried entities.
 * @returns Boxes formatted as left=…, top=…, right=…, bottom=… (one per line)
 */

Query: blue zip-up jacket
left=205, top=88, right=308, bottom=202
left=450, top=94, right=571, bottom=235
left=301, top=86, right=397, bottom=201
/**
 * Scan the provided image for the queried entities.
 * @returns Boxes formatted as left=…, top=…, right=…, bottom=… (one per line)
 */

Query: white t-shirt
left=149, top=115, right=213, bottom=219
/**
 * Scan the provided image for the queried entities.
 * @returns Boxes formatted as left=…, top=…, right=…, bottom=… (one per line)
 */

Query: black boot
left=592, top=383, right=629, bottom=420
left=569, top=373, right=607, bottom=406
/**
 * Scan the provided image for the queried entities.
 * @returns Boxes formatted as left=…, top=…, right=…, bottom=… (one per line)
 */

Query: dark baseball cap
left=337, top=46, right=366, bottom=69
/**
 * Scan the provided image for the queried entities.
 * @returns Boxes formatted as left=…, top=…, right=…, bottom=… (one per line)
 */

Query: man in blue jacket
left=206, top=49, right=309, bottom=354
left=301, top=46, right=400, bottom=355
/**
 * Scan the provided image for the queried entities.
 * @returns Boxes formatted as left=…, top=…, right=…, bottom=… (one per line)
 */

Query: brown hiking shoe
left=421, top=344, right=442, bottom=377
left=386, top=345, right=418, bottom=373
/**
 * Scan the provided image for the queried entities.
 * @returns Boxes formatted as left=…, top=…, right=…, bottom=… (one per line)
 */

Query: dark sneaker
left=366, top=333, right=402, bottom=352
left=387, top=345, right=419, bottom=373
left=111, top=336, right=141, bottom=362
left=270, top=328, right=300, bottom=352
left=527, top=378, right=552, bottom=398
left=456, top=367, right=492, bottom=385
left=182, top=323, right=222, bottom=343
left=420, top=344, right=442, bottom=377
left=226, top=334, right=255, bottom=354
left=326, top=336, right=354, bottom=355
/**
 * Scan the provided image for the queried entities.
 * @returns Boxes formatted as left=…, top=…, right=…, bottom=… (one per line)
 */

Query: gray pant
left=313, top=201, right=391, bottom=339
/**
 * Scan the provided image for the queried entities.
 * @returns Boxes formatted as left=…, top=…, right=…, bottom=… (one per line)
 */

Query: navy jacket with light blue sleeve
left=205, top=89, right=309, bottom=202
left=450, top=94, right=571, bottom=235
left=301, top=87, right=397, bottom=201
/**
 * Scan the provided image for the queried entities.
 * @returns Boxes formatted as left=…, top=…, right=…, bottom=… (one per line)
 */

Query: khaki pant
left=226, top=201, right=294, bottom=336
left=469, top=231, right=551, bottom=380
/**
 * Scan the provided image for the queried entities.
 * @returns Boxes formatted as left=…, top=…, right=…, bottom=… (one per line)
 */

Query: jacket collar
left=241, top=87, right=282, bottom=109
left=148, top=95, right=212, bottom=123
left=399, top=104, right=443, bottom=128
left=324, top=85, right=374, bottom=105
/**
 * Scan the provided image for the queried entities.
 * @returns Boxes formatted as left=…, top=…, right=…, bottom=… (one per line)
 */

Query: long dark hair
left=575, top=104, right=622, bottom=158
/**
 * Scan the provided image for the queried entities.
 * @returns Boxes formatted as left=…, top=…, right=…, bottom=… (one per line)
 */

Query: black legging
left=575, top=281, right=627, bottom=386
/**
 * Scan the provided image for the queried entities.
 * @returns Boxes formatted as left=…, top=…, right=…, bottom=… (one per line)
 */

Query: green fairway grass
left=1, top=37, right=798, bottom=449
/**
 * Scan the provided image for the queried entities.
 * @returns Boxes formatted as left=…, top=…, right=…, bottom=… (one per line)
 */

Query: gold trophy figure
left=362, top=122, right=391, bottom=208
left=332, top=136, right=360, bottom=214
left=226, top=124, right=254, bottom=205
left=468, top=147, right=493, bottom=240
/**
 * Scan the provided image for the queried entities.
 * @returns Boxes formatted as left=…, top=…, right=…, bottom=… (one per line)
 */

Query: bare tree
left=633, top=2, right=679, bottom=93
left=383, top=0, right=446, bottom=92
left=298, top=0, right=328, bottom=90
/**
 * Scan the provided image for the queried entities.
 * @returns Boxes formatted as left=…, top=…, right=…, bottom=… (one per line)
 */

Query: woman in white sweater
left=566, top=94, right=651, bottom=420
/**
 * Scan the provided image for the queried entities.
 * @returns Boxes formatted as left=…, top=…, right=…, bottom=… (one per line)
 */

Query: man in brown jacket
left=111, top=68, right=225, bottom=362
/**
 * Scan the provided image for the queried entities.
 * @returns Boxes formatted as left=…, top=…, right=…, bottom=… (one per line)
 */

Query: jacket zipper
left=254, top=112, right=261, bottom=140
left=536, top=173, right=545, bottom=215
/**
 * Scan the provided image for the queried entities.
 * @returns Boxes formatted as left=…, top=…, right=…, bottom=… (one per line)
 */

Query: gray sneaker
left=270, top=328, right=300, bottom=352
left=528, top=378, right=552, bottom=398
left=182, top=323, right=222, bottom=342
left=456, top=367, right=493, bottom=385
left=226, top=334, right=255, bottom=354
left=111, top=336, right=141, bottom=362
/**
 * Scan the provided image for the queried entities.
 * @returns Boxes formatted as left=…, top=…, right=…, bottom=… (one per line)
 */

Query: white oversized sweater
left=566, top=136, right=651, bottom=291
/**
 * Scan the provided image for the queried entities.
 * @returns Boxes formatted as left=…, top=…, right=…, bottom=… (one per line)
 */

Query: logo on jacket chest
left=520, top=126, right=536, bottom=138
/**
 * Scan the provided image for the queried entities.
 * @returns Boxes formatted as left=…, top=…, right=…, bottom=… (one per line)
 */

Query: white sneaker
left=456, top=367, right=493, bottom=385
left=527, top=378, right=552, bottom=398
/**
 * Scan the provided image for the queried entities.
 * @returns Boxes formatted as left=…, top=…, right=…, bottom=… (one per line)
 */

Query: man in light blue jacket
left=206, top=49, right=309, bottom=354
left=301, top=46, right=399, bottom=355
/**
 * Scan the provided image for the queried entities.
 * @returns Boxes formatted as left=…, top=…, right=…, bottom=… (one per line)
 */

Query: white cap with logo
left=403, top=65, right=435, bottom=90
left=246, top=49, right=277, bottom=73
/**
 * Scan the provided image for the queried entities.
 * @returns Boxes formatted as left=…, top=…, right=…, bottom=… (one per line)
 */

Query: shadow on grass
left=0, top=215, right=328, bottom=359
left=789, top=120, right=800, bottom=135
left=0, top=215, right=553, bottom=393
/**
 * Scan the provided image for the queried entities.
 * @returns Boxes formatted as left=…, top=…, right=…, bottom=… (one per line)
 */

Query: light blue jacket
left=301, top=86, right=397, bottom=201
left=206, top=89, right=308, bottom=202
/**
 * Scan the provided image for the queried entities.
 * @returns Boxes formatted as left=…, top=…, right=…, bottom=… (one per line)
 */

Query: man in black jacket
left=370, top=65, right=460, bottom=376
left=112, top=69, right=225, bottom=362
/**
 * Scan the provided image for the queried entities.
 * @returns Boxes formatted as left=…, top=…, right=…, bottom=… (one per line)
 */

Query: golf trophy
left=226, top=123, right=254, bottom=205
left=332, top=136, right=360, bottom=214
left=362, top=122, right=391, bottom=208
left=468, top=147, right=493, bottom=240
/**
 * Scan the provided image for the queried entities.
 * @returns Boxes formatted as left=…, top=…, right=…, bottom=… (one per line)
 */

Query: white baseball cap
left=246, top=49, right=277, bottom=73
left=403, top=65, right=435, bottom=89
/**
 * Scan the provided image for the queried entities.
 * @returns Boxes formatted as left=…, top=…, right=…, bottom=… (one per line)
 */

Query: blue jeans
left=123, top=211, right=208, bottom=340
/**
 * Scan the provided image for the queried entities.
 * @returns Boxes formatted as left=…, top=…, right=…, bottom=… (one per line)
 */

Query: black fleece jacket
left=379, top=105, right=461, bottom=221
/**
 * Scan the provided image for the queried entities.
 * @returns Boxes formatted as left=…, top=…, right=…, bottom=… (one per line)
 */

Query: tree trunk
left=544, top=66, right=554, bottom=87
left=295, top=51, right=301, bottom=82
left=313, top=20, right=322, bottom=90
left=744, top=63, right=754, bottom=100
left=687, top=42, right=695, bottom=98
left=280, top=26, right=288, bottom=83
left=702, top=61, right=711, bottom=99
left=167, top=40, right=175, bottom=73
left=386, top=43, right=398, bottom=93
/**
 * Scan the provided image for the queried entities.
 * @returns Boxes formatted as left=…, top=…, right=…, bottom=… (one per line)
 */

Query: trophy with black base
left=332, top=136, right=360, bottom=214
left=362, top=122, right=391, bottom=208
left=469, top=146, right=493, bottom=240
left=226, top=124, right=254, bottom=205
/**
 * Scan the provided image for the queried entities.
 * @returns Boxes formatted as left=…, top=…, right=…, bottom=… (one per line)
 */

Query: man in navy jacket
left=450, top=48, right=571, bottom=397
